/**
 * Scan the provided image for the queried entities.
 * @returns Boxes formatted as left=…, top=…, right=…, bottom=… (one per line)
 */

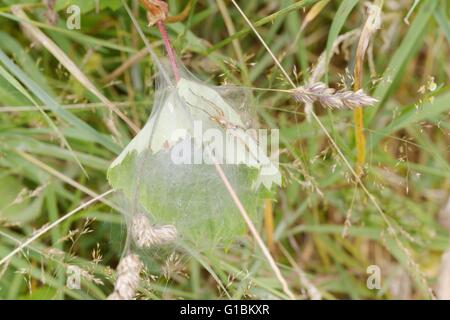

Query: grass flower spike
left=292, top=82, right=378, bottom=110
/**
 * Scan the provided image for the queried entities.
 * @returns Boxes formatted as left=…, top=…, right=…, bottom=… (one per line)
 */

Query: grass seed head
left=107, top=254, right=142, bottom=300
left=292, top=82, right=378, bottom=110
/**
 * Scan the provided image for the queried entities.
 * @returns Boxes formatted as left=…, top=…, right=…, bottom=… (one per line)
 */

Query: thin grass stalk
left=216, top=0, right=250, bottom=85
left=0, top=190, right=114, bottom=267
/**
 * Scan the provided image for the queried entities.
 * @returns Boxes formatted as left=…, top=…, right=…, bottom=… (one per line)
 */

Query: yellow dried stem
left=353, top=2, right=382, bottom=176
left=353, top=106, right=366, bottom=176
left=300, top=0, right=330, bottom=31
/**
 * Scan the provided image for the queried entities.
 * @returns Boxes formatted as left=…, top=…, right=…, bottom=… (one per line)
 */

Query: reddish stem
left=157, top=20, right=180, bottom=82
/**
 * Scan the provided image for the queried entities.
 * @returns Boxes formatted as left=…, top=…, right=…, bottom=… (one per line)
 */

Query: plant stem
left=353, top=107, right=365, bottom=176
left=353, top=22, right=367, bottom=177
left=353, top=0, right=383, bottom=176
left=157, top=20, right=180, bottom=82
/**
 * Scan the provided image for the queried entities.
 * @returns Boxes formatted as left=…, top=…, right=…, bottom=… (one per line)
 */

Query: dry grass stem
left=437, top=250, right=450, bottom=300
left=437, top=197, right=450, bottom=299
left=263, top=199, right=275, bottom=252
left=16, top=151, right=119, bottom=211
left=280, top=245, right=322, bottom=300
left=102, top=47, right=150, bottom=84
left=211, top=149, right=295, bottom=300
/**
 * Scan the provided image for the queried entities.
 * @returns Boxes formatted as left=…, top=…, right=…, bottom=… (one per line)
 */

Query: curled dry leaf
left=139, top=0, right=169, bottom=26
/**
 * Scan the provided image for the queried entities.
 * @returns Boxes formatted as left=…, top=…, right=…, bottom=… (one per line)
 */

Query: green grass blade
left=0, top=49, right=120, bottom=154
left=0, top=64, right=88, bottom=176
left=366, top=0, right=439, bottom=124
left=324, top=0, right=359, bottom=83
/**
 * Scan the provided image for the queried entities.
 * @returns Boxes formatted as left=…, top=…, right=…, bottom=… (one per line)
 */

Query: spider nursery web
left=108, top=60, right=280, bottom=256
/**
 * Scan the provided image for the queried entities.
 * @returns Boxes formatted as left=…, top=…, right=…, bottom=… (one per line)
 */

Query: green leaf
left=20, top=286, right=57, bottom=300
left=0, top=73, right=30, bottom=106
left=108, top=150, right=261, bottom=249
